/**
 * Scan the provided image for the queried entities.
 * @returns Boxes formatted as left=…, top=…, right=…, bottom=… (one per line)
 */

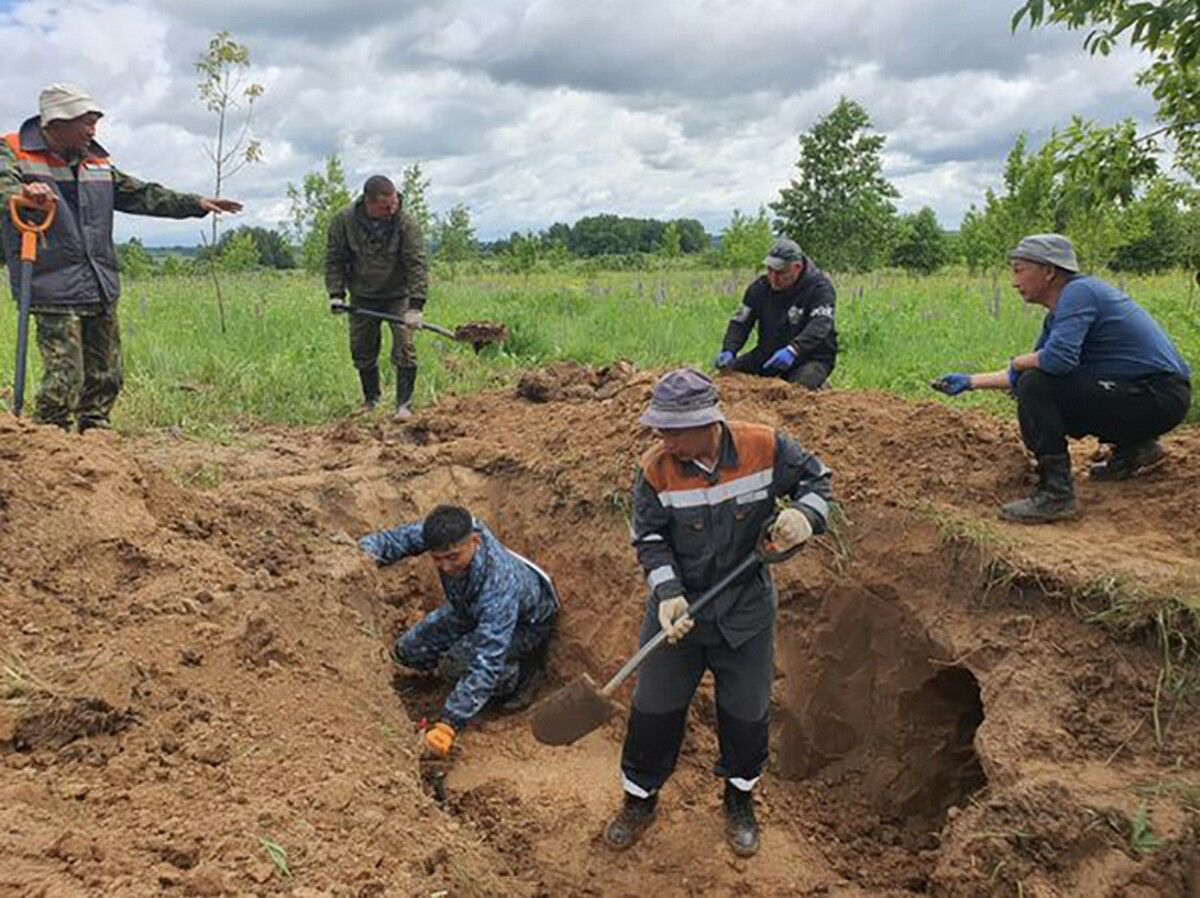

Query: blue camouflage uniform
left=359, top=520, right=559, bottom=730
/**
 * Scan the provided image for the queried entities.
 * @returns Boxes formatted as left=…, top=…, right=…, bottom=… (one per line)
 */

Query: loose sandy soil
left=2, top=365, right=1198, bottom=897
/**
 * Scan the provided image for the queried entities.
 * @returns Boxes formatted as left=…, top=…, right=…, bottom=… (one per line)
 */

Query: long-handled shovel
left=8, top=195, right=57, bottom=417
left=530, top=518, right=802, bottom=746
left=329, top=301, right=508, bottom=353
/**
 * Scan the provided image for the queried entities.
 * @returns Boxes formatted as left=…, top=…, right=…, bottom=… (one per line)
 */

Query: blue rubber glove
left=1007, top=364, right=1020, bottom=394
left=762, top=346, right=797, bottom=373
left=930, top=374, right=972, bottom=396
left=714, top=350, right=734, bottom=370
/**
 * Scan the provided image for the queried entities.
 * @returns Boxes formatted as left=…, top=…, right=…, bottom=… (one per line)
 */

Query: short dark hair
left=422, top=504, right=473, bottom=551
left=363, top=175, right=397, bottom=200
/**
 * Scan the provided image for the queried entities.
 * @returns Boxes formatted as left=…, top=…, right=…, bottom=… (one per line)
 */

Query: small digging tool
left=531, top=518, right=801, bottom=746
left=8, top=194, right=57, bottom=417
left=330, top=301, right=508, bottom=353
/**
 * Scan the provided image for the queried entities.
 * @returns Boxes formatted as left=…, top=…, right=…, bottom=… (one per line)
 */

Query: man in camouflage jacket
left=0, top=84, right=241, bottom=430
left=359, top=504, right=559, bottom=759
left=326, top=174, right=428, bottom=419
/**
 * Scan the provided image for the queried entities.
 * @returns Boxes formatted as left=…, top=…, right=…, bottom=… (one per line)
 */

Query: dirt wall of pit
left=2, top=365, right=1199, bottom=897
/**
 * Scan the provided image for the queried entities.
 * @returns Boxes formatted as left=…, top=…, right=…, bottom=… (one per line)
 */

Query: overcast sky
left=0, top=0, right=1160, bottom=245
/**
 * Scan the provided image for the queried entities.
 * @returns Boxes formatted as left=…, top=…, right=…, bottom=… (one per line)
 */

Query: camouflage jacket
left=325, top=198, right=427, bottom=308
left=359, top=520, right=559, bottom=728
left=1, top=116, right=207, bottom=309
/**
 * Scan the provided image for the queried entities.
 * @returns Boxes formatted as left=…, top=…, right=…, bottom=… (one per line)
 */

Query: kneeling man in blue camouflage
left=605, top=369, right=833, bottom=857
left=359, top=505, right=560, bottom=759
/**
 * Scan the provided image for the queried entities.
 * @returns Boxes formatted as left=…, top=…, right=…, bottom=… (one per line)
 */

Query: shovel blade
left=530, top=674, right=621, bottom=746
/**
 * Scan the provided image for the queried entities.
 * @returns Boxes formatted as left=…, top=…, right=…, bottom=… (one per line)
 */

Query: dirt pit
left=2, top=365, right=1200, bottom=897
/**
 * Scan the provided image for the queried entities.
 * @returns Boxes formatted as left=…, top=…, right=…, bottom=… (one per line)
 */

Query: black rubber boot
left=358, top=367, right=381, bottom=407
left=604, top=792, right=658, bottom=850
left=395, top=366, right=417, bottom=419
left=1000, top=454, right=1078, bottom=524
left=723, top=783, right=760, bottom=857
left=1089, top=439, right=1166, bottom=481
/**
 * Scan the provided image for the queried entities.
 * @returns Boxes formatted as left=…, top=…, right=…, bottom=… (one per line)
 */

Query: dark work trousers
left=348, top=296, right=416, bottom=372
left=1015, top=369, right=1191, bottom=456
left=730, top=348, right=832, bottom=390
left=619, top=614, right=773, bottom=797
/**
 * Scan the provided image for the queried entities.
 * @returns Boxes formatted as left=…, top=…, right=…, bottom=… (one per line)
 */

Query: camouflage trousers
left=32, top=306, right=123, bottom=431
left=348, top=296, right=416, bottom=371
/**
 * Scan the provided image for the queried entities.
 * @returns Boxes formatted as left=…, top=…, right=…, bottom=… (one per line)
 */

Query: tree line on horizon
left=83, top=4, right=1200, bottom=281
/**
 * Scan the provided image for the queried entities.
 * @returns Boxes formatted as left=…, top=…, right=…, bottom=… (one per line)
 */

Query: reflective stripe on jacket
left=1, top=116, right=205, bottom=309
left=631, top=421, right=833, bottom=647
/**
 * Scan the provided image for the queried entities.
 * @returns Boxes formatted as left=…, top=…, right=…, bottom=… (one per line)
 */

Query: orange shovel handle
left=8, top=194, right=57, bottom=262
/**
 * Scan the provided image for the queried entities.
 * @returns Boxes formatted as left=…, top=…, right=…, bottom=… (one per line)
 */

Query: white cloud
left=0, top=0, right=1165, bottom=245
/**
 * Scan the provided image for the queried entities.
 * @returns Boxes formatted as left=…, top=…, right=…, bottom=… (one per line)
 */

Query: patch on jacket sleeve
left=812, top=305, right=835, bottom=319
left=732, top=303, right=752, bottom=323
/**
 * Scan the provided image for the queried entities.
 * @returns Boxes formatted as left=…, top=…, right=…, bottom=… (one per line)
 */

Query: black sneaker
left=723, top=783, right=760, bottom=857
left=604, top=793, right=657, bottom=850
left=1089, top=440, right=1166, bottom=481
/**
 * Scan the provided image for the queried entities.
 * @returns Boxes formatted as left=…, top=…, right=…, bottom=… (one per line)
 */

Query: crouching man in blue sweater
left=932, top=234, right=1191, bottom=524
left=359, top=505, right=560, bottom=758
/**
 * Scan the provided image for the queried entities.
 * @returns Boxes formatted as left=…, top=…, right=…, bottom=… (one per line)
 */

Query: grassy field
left=1, top=265, right=1197, bottom=439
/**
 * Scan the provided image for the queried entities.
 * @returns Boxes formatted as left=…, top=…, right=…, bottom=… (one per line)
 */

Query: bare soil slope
left=2, top=367, right=1198, bottom=897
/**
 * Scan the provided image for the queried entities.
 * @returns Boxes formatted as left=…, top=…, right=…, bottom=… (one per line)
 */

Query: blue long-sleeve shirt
left=1035, top=276, right=1190, bottom=380
left=359, top=520, right=559, bottom=728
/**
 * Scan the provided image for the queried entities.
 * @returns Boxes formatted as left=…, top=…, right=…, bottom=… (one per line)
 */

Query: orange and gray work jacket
left=632, top=421, right=832, bottom=647
left=0, top=116, right=208, bottom=310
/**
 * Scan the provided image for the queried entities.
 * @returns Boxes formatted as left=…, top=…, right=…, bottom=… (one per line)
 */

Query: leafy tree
left=1110, top=178, right=1191, bottom=272
left=195, top=31, right=264, bottom=244
left=500, top=232, right=540, bottom=276
left=435, top=204, right=477, bottom=278
left=891, top=207, right=949, bottom=275
left=116, top=237, right=155, bottom=279
left=286, top=155, right=352, bottom=274
left=657, top=221, right=682, bottom=261
left=1013, top=0, right=1200, bottom=174
left=771, top=97, right=899, bottom=271
left=219, top=230, right=260, bottom=272
left=400, top=163, right=433, bottom=240
left=719, top=207, right=773, bottom=271
left=216, top=226, right=295, bottom=269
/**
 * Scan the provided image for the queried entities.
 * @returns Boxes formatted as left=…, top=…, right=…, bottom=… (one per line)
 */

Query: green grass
left=1, top=265, right=1196, bottom=436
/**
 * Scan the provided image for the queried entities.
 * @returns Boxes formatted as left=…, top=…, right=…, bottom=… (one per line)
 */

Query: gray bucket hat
left=764, top=237, right=803, bottom=270
left=640, top=368, right=726, bottom=430
left=1010, top=234, right=1079, bottom=273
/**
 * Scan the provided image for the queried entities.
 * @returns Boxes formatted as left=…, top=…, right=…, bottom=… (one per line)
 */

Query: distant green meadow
left=1, top=265, right=1197, bottom=439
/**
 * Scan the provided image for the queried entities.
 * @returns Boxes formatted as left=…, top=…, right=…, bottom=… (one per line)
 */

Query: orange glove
left=422, top=721, right=456, bottom=759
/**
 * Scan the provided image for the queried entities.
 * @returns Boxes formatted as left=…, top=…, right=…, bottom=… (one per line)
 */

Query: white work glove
left=769, top=508, right=813, bottom=551
left=657, top=596, right=693, bottom=644
left=403, top=308, right=423, bottom=329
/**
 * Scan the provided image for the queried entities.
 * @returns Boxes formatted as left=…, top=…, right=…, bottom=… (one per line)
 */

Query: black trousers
left=619, top=615, right=773, bottom=795
left=1015, top=369, right=1191, bottom=457
left=730, top=348, right=832, bottom=390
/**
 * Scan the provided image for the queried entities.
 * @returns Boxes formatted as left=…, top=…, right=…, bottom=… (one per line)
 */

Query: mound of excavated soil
left=3, top=364, right=1199, bottom=897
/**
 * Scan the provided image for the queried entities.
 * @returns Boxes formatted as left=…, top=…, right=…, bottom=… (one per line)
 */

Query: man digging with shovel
left=326, top=174, right=428, bottom=419
left=604, top=368, right=833, bottom=857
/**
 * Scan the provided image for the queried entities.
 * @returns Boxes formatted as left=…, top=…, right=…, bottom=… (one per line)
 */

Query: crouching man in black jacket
left=715, top=238, right=838, bottom=389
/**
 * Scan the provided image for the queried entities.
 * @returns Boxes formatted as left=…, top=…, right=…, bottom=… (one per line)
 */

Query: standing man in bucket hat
left=714, top=237, right=838, bottom=389
left=0, top=83, right=242, bottom=430
left=932, top=233, right=1191, bottom=524
left=604, top=368, right=833, bottom=857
